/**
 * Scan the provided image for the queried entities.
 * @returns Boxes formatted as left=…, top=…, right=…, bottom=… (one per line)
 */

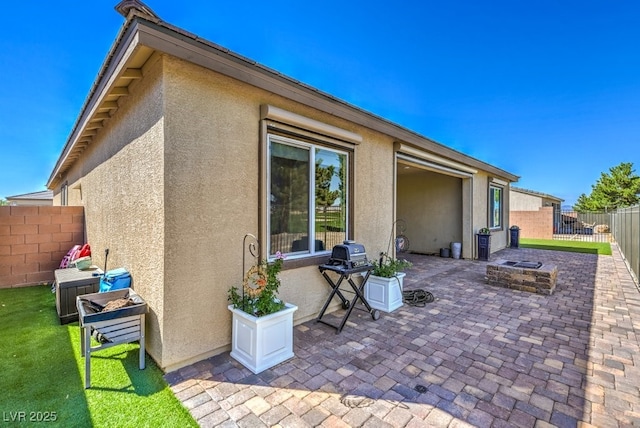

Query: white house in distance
left=509, top=187, right=563, bottom=239
left=5, top=190, right=54, bottom=206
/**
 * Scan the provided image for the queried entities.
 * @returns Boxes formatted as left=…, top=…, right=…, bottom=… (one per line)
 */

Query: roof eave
left=48, top=14, right=520, bottom=188
left=47, top=18, right=147, bottom=189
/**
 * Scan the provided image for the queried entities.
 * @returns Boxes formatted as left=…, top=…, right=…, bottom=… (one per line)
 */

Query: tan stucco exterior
left=510, top=187, right=563, bottom=211
left=47, top=11, right=518, bottom=371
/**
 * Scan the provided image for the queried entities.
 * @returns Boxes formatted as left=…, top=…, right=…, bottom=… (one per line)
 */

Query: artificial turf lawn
left=0, top=285, right=197, bottom=428
left=519, top=238, right=612, bottom=256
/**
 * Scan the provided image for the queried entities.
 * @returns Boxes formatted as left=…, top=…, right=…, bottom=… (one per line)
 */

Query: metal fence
left=611, top=205, right=640, bottom=284
left=269, top=206, right=346, bottom=255
left=553, top=210, right=612, bottom=242
left=554, top=206, right=639, bottom=283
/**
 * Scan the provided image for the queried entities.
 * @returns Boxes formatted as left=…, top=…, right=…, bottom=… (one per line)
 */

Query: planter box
left=477, top=233, right=491, bottom=261
left=228, top=303, right=298, bottom=374
left=365, top=273, right=405, bottom=313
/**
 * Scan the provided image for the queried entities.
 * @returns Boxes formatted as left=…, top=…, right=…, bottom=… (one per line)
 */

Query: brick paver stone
left=165, top=244, right=640, bottom=427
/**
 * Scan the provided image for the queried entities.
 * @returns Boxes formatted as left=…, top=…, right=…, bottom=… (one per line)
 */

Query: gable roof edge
left=47, top=13, right=520, bottom=188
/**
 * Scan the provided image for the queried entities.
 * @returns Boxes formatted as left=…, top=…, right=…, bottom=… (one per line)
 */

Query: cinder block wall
left=0, top=206, right=85, bottom=288
left=510, top=207, right=553, bottom=239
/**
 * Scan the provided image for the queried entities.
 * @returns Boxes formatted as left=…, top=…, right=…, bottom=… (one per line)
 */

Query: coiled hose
left=402, top=289, right=434, bottom=307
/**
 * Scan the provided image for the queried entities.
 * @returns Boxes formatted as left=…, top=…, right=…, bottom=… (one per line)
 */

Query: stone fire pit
left=486, top=259, right=558, bottom=295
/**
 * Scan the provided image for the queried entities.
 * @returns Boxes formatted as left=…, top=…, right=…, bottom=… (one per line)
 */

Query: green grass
left=520, top=238, right=612, bottom=256
left=0, top=285, right=197, bottom=428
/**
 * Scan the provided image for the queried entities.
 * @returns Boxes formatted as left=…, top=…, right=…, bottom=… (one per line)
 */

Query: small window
left=61, top=182, right=68, bottom=206
left=489, top=185, right=502, bottom=229
left=268, top=134, right=349, bottom=258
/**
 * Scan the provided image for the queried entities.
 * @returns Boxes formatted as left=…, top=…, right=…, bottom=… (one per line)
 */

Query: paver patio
left=165, top=244, right=640, bottom=427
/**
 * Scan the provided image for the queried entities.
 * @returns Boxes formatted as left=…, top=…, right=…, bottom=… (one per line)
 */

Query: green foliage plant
left=574, top=162, right=640, bottom=211
left=479, top=227, right=491, bottom=235
left=371, top=252, right=413, bottom=278
left=228, top=252, right=286, bottom=317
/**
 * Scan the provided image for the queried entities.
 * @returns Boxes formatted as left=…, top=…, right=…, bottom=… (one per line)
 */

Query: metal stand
left=317, top=263, right=380, bottom=333
left=76, top=288, right=147, bottom=389
left=79, top=313, right=145, bottom=389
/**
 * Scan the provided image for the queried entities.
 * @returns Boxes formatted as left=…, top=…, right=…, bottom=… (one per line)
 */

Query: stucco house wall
left=161, top=56, right=401, bottom=368
left=510, top=189, right=544, bottom=211
left=510, top=187, right=562, bottom=212
left=46, top=6, right=518, bottom=371
left=397, top=171, right=462, bottom=255
left=56, top=54, right=167, bottom=362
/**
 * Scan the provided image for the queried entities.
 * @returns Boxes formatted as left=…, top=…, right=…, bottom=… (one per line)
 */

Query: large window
left=268, top=134, right=348, bottom=258
left=489, top=185, right=503, bottom=229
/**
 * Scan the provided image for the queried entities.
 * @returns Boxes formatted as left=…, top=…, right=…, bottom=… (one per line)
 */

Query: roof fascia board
left=136, top=20, right=519, bottom=182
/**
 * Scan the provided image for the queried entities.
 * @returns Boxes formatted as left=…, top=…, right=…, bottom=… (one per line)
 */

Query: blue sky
left=1, top=1, right=639, bottom=206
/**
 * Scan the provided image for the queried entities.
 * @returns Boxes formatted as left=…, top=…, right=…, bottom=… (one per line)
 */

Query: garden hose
left=402, top=289, right=434, bottom=307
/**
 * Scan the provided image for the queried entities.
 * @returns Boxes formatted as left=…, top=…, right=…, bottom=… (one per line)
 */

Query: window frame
left=259, top=106, right=360, bottom=270
left=266, top=132, right=351, bottom=263
left=61, top=182, right=68, bottom=206
left=489, top=184, right=503, bottom=230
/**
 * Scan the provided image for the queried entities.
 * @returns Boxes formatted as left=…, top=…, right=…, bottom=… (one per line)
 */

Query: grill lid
left=329, top=240, right=369, bottom=268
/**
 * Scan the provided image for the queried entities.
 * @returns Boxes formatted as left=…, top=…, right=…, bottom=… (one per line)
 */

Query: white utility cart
left=76, top=288, right=147, bottom=389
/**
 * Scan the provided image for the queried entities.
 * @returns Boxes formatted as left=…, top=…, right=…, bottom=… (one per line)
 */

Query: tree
left=574, top=162, right=640, bottom=211
left=0, top=198, right=8, bottom=206
left=315, top=163, right=339, bottom=211
left=315, top=160, right=340, bottom=244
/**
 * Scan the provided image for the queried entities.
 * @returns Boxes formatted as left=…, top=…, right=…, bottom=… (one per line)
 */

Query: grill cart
left=76, top=288, right=147, bottom=388
left=317, top=241, right=380, bottom=333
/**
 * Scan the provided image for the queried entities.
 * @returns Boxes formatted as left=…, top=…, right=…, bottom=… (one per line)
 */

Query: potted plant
left=364, top=253, right=412, bottom=313
left=228, top=248, right=297, bottom=374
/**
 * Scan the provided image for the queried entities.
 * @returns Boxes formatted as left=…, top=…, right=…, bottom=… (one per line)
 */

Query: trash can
left=476, top=233, right=491, bottom=261
left=509, top=226, right=520, bottom=249
left=450, top=242, right=462, bottom=259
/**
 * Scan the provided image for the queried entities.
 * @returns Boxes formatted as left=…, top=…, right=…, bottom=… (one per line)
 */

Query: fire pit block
left=486, top=259, right=558, bottom=295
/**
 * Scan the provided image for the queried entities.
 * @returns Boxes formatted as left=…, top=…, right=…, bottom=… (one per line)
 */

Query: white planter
left=228, top=302, right=298, bottom=374
left=365, top=273, right=405, bottom=313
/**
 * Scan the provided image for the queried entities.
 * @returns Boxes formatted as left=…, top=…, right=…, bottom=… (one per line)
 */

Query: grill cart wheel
left=371, top=309, right=380, bottom=320
left=342, top=301, right=350, bottom=309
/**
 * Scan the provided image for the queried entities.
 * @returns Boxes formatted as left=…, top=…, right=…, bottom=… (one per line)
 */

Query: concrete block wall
left=510, top=206, right=553, bottom=239
left=0, top=206, right=85, bottom=288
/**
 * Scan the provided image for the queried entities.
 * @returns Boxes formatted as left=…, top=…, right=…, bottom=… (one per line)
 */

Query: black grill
left=317, top=241, right=379, bottom=333
left=327, top=240, right=371, bottom=270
